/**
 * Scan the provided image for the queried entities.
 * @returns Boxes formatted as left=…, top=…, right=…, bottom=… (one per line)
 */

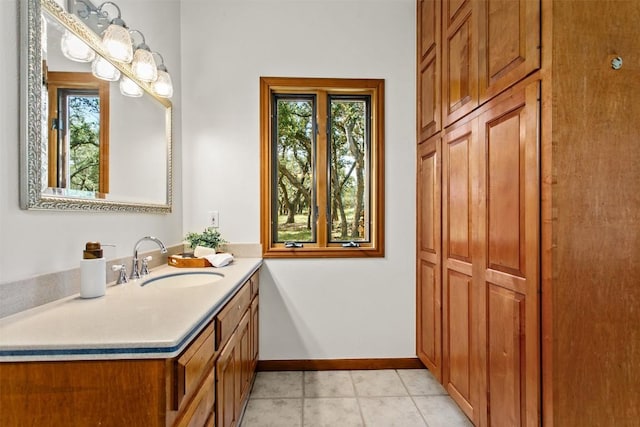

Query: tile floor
left=240, top=369, right=473, bottom=427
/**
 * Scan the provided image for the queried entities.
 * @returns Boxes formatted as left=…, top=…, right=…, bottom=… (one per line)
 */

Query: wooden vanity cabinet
left=216, top=271, right=259, bottom=427
left=0, top=268, right=260, bottom=427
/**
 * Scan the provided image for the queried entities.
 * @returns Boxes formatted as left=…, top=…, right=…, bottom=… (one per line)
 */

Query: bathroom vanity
left=0, top=259, right=261, bottom=427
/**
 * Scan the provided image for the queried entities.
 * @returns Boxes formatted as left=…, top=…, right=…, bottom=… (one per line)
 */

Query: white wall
left=0, top=0, right=183, bottom=284
left=181, top=0, right=416, bottom=359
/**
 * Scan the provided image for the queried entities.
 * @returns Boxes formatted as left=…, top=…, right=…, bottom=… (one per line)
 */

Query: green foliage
left=273, top=96, right=368, bottom=242
left=68, top=95, right=100, bottom=192
left=184, top=227, right=226, bottom=250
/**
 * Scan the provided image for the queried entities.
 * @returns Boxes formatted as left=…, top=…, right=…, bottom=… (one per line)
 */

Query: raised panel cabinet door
left=476, top=82, right=540, bottom=427
left=418, top=0, right=441, bottom=140
left=477, top=0, right=540, bottom=103
left=238, top=310, right=252, bottom=405
left=443, top=0, right=478, bottom=127
left=442, top=118, right=480, bottom=424
left=417, top=136, right=442, bottom=381
left=216, top=332, right=239, bottom=427
left=250, top=298, right=259, bottom=373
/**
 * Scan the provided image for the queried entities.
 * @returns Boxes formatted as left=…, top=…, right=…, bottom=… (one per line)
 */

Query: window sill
left=262, top=246, right=384, bottom=259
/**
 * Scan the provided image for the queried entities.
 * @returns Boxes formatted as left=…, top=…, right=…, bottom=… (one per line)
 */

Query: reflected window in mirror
left=46, top=71, right=110, bottom=196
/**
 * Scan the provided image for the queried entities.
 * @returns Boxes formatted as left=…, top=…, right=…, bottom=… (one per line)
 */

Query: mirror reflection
left=20, top=0, right=172, bottom=212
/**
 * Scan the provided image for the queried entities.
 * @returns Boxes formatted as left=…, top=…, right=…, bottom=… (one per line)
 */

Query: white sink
left=142, top=271, right=224, bottom=289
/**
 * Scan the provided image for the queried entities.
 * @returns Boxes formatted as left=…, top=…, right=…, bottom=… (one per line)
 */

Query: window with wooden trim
left=260, top=77, right=385, bottom=258
left=46, top=71, right=110, bottom=195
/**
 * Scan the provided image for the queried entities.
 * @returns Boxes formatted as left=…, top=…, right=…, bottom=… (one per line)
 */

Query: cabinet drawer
left=250, top=272, right=259, bottom=299
left=216, top=282, right=251, bottom=349
left=175, top=322, right=215, bottom=410
left=174, top=368, right=215, bottom=427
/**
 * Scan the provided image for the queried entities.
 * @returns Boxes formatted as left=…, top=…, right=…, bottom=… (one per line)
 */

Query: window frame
left=46, top=71, right=110, bottom=194
left=260, top=77, right=385, bottom=258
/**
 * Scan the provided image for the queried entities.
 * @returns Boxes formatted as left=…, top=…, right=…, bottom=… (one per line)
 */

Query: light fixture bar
left=66, top=0, right=110, bottom=35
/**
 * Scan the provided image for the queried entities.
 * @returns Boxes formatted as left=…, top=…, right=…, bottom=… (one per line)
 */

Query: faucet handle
left=141, top=256, right=153, bottom=276
left=111, top=264, right=128, bottom=285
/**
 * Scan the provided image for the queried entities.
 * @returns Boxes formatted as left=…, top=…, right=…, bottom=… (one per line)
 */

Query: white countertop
left=0, top=258, right=262, bottom=362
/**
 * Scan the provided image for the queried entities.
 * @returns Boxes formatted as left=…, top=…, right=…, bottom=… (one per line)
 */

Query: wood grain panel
left=487, top=105, right=525, bottom=276
left=418, top=261, right=440, bottom=374
left=216, top=329, right=238, bottom=427
left=0, top=360, right=167, bottom=426
left=257, top=358, right=424, bottom=371
left=445, top=127, right=471, bottom=261
left=251, top=297, right=259, bottom=373
left=478, top=0, right=540, bottom=102
left=419, top=0, right=436, bottom=60
left=419, top=57, right=439, bottom=140
left=446, top=18, right=472, bottom=117
left=418, top=0, right=441, bottom=140
left=444, top=270, right=473, bottom=416
left=447, top=0, right=469, bottom=24
left=487, top=284, right=525, bottom=427
left=418, top=142, right=437, bottom=253
left=417, top=136, right=442, bottom=380
left=547, top=1, right=640, bottom=425
left=477, top=82, right=540, bottom=427
left=443, top=6, right=478, bottom=127
left=239, top=310, right=252, bottom=404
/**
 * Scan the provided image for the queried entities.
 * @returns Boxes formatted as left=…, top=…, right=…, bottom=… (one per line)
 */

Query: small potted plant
left=184, top=227, right=226, bottom=254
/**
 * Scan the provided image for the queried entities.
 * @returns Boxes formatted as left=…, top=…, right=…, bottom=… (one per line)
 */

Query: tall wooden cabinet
left=417, top=0, right=541, bottom=425
left=418, top=1, right=640, bottom=426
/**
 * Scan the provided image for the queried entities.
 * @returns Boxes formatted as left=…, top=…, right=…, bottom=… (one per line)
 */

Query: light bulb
left=61, top=30, right=96, bottom=63
left=152, top=69, right=173, bottom=98
left=102, top=23, right=133, bottom=63
left=119, top=76, right=143, bottom=97
left=132, top=48, right=157, bottom=82
left=92, top=56, right=121, bottom=81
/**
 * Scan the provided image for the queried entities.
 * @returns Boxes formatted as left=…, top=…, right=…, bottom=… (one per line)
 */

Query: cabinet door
left=216, top=331, right=239, bottom=427
left=238, top=310, right=252, bottom=404
left=417, top=0, right=441, bottom=141
left=476, top=82, right=540, bottom=427
left=250, top=297, right=259, bottom=373
left=442, top=0, right=478, bottom=126
left=416, top=135, right=442, bottom=381
left=442, top=117, right=480, bottom=424
left=477, top=0, right=540, bottom=103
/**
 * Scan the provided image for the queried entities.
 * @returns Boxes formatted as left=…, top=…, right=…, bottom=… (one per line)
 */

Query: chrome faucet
left=130, top=236, right=168, bottom=280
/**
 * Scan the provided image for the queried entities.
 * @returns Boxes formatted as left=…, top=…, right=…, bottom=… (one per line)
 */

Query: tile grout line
left=348, top=370, right=368, bottom=427
left=301, top=371, right=306, bottom=426
left=396, top=369, right=432, bottom=427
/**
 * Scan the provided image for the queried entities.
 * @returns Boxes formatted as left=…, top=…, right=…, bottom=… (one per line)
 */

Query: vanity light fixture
left=130, top=30, right=157, bottom=82
left=119, top=76, right=144, bottom=97
left=91, top=55, right=121, bottom=81
left=66, top=0, right=174, bottom=97
left=60, top=30, right=96, bottom=62
left=151, top=52, right=173, bottom=98
left=97, top=1, right=133, bottom=63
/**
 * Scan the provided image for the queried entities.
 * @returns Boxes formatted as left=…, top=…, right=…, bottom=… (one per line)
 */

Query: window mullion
left=316, top=90, right=329, bottom=248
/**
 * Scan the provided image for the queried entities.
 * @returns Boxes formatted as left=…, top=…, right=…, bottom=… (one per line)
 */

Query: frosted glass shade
left=92, top=56, right=121, bottom=81
left=61, top=30, right=96, bottom=63
left=102, top=23, right=133, bottom=63
left=119, top=76, right=143, bottom=97
left=152, top=70, right=173, bottom=98
left=131, top=48, right=157, bottom=82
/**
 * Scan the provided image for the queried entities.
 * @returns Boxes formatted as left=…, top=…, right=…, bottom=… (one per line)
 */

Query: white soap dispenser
left=80, top=242, right=106, bottom=298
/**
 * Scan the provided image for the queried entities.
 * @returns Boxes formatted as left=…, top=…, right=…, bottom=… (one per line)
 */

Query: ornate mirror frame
left=19, top=0, right=173, bottom=213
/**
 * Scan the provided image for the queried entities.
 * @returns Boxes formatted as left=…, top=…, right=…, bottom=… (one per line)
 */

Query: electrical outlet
left=209, top=211, right=220, bottom=228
